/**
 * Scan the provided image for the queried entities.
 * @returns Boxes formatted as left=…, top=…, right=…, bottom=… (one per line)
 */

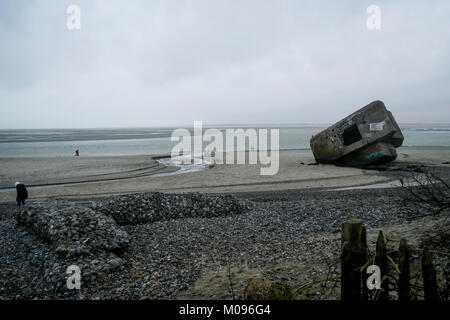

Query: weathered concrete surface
left=343, top=142, right=397, bottom=167
left=310, top=101, right=404, bottom=166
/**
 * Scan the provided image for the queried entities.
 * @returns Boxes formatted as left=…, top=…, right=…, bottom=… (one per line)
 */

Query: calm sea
left=0, top=124, right=449, bottom=158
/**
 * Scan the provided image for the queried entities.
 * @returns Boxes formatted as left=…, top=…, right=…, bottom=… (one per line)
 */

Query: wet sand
left=0, top=146, right=449, bottom=203
left=0, top=155, right=177, bottom=190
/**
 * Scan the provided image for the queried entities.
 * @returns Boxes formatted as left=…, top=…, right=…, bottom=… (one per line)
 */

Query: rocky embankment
left=92, top=192, right=252, bottom=225
left=4, top=192, right=251, bottom=298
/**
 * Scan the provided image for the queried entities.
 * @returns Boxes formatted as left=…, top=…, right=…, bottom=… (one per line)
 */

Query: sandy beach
left=1, top=146, right=449, bottom=203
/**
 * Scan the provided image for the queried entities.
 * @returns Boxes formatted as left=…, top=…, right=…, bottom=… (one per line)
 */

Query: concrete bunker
left=310, top=100, right=404, bottom=167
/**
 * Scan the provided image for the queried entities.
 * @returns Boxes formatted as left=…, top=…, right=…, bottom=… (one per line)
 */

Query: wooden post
left=361, top=226, right=369, bottom=301
left=422, top=247, right=439, bottom=301
left=341, top=242, right=352, bottom=300
left=375, top=231, right=389, bottom=300
left=398, top=239, right=410, bottom=301
left=341, top=219, right=368, bottom=300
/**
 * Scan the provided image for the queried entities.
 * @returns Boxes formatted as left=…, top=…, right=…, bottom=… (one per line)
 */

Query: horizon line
left=1, top=122, right=450, bottom=131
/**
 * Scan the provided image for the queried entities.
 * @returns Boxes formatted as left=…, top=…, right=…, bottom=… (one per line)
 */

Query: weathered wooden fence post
left=375, top=231, right=389, bottom=300
left=341, top=219, right=368, bottom=300
left=398, top=239, right=410, bottom=301
left=422, top=247, right=439, bottom=301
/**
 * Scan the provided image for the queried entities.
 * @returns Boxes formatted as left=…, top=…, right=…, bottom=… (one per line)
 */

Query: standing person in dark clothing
left=15, top=182, right=28, bottom=207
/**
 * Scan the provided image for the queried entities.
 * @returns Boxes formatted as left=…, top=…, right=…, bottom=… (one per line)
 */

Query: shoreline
left=0, top=155, right=178, bottom=193
left=1, top=147, right=450, bottom=203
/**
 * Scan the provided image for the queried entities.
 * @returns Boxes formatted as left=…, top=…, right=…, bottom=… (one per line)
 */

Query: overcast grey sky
left=0, top=0, right=449, bottom=128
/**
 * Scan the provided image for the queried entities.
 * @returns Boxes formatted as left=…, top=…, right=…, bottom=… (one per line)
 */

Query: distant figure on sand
left=15, top=182, right=28, bottom=207
left=75, top=149, right=80, bottom=156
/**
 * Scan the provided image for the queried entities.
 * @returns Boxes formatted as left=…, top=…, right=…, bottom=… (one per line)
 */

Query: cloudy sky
left=0, top=0, right=449, bottom=128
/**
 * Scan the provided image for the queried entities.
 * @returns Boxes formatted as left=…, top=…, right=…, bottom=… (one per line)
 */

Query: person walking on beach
left=75, top=149, right=80, bottom=156
left=15, top=182, right=28, bottom=207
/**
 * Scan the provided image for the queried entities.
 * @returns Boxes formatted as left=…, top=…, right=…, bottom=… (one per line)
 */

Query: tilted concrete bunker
left=310, top=100, right=404, bottom=167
